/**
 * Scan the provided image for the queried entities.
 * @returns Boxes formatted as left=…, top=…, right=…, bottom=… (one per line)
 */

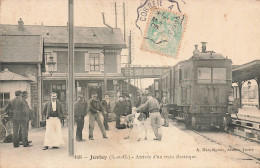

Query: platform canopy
left=232, top=60, right=260, bottom=82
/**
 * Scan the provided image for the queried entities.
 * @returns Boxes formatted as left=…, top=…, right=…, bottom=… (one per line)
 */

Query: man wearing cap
left=137, top=92, right=162, bottom=141
left=88, top=92, right=108, bottom=140
left=18, top=91, right=33, bottom=144
left=160, top=92, right=169, bottom=127
left=74, top=95, right=87, bottom=141
left=114, top=95, right=127, bottom=129
left=42, top=92, right=65, bottom=150
left=125, top=94, right=132, bottom=116
left=101, top=93, right=111, bottom=131
left=5, top=90, right=31, bottom=147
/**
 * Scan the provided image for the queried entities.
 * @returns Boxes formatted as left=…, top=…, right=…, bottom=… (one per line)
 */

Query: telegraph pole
left=127, top=31, right=131, bottom=93
left=103, top=50, right=107, bottom=95
left=123, top=2, right=126, bottom=41
left=68, top=0, right=74, bottom=156
left=114, top=2, right=117, bottom=28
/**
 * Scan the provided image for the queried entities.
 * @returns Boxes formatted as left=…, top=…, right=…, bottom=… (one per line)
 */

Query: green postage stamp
left=141, top=8, right=187, bottom=58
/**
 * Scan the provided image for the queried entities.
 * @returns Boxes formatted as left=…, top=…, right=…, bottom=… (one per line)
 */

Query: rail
left=231, top=117, right=260, bottom=143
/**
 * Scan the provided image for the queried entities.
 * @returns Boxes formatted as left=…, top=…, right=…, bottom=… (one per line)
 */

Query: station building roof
left=0, top=24, right=126, bottom=48
left=232, top=60, right=260, bottom=82
left=0, top=35, right=43, bottom=63
left=0, top=68, right=32, bottom=81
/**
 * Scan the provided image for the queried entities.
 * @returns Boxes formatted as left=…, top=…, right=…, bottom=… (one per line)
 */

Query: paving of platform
left=232, top=105, right=260, bottom=122
left=0, top=116, right=259, bottom=168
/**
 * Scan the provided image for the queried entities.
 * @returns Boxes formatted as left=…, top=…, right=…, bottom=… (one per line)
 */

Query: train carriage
left=156, top=43, right=238, bottom=129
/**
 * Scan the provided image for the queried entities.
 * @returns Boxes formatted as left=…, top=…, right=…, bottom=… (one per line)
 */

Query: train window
left=181, top=87, right=187, bottom=102
left=213, top=68, right=226, bottom=84
left=198, top=68, right=211, bottom=84
left=184, top=69, right=188, bottom=79
left=179, top=69, right=182, bottom=83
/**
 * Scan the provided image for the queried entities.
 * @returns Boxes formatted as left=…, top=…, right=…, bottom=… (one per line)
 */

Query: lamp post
left=47, top=55, right=56, bottom=76
left=247, top=81, right=251, bottom=103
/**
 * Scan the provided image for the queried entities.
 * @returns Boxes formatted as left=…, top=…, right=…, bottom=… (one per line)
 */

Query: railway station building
left=0, top=18, right=140, bottom=127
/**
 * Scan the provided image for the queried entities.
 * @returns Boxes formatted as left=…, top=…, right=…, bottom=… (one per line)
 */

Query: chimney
left=18, top=18, right=24, bottom=31
left=102, top=12, right=113, bottom=33
left=193, top=44, right=200, bottom=55
left=201, top=42, right=207, bottom=53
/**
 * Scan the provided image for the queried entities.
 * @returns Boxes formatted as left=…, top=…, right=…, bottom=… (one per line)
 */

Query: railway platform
left=232, top=105, right=260, bottom=122
left=1, top=116, right=259, bottom=168
left=231, top=105, right=260, bottom=142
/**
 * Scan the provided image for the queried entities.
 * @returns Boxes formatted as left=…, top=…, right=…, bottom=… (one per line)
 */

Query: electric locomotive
left=156, top=43, right=238, bottom=129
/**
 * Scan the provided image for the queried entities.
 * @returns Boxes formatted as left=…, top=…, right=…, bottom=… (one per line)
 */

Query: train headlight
left=228, top=96, right=234, bottom=102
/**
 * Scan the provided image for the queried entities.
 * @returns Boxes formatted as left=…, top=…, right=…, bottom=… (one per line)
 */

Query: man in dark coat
left=88, top=92, right=108, bottom=140
left=114, top=96, right=127, bottom=129
left=5, top=90, right=31, bottom=147
left=19, top=91, right=33, bottom=144
left=74, top=95, right=87, bottom=141
left=42, top=93, right=63, bottom=120
left=135, top=95, right=142, bottom=107
left=101, top=93, right=111, bottom=131
left=125, top=95, right=132, bottom=115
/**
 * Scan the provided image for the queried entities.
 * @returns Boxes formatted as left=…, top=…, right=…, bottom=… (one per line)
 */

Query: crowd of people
left=3, top=90, right=170, bottom=149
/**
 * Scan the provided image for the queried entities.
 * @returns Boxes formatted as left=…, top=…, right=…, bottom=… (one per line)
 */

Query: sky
left=0, top=0, right=259, bottom=88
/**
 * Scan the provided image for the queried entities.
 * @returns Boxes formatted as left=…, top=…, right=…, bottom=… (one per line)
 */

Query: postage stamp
left=136, top=0, right=186, bottom=36
left=141, top=7, right=187, bottom=58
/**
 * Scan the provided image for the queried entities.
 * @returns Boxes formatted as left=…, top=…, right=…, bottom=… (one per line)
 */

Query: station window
left=198, top=68, right=211, bottom=84
left=0, top=92, right=10, bottom=108
left=89, top=53, right=100, bottom=71
left=213, top=68, right=226, bottom=84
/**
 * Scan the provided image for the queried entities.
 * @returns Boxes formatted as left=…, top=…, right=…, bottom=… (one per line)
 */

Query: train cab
left=158, top=43, right=238, bottom=129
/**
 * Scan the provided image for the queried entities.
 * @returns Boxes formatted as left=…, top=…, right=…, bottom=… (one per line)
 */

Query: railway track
left=172, top=114, right=260, bottom=143
left=192, top=130, right=260, bottom=163
left=170, top=116, right=260, bottom=163
left=230, top=117, right=260, bottom=144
